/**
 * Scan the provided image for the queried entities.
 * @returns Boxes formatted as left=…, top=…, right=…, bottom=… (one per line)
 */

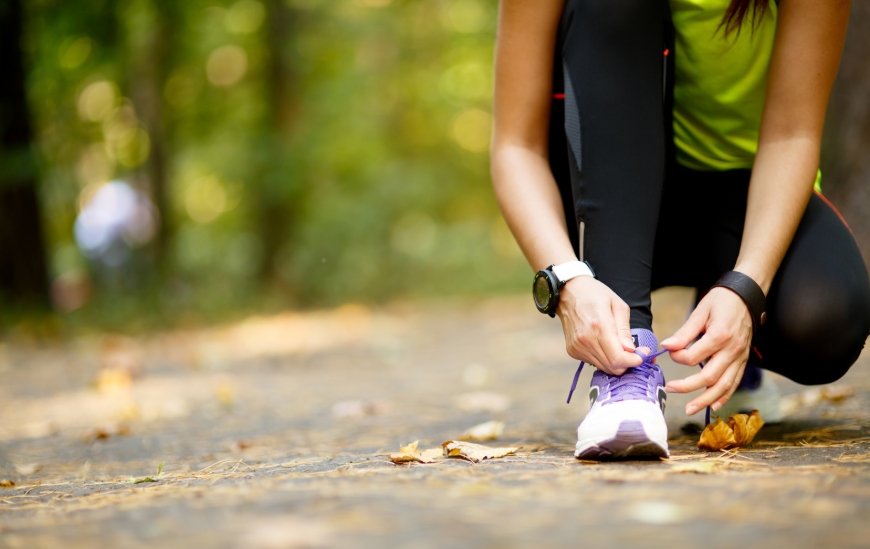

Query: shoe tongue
left=631, top=328, right=659, bottom=353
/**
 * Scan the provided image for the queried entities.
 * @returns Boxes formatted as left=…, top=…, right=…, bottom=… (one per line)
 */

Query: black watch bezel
left=533, top=265, right=562, bottom=318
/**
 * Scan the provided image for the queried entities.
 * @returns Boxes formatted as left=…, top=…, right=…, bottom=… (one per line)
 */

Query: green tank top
left=670, top=0, right=823, bottom=189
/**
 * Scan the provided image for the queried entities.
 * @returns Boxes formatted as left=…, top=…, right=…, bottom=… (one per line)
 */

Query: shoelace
left=566, top=348, right=713, bottom=426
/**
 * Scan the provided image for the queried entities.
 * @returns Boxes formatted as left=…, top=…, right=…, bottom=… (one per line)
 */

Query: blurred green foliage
left=21, top=0, right=529, bottom=329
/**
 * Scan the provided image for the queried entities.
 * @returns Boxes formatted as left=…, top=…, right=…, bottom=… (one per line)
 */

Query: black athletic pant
left=549, top=0, right=870, bottom=385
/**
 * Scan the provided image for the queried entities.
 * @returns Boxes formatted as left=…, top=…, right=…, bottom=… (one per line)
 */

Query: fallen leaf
left=698, top=410, right=764, bottom=451
left=670, top=461, right=720, bottom=474
left=83, top=422, right=130, bottom=441
left=216, top=378, right=235, bottom=407
left=418, top=448, right=443, bottom=462
left=780, top=385, right=855, bottom=416
left=460, top=421, right=505, bottom=441
left=441, top=440, right=517, bottom=463
left=132, top=462, right=165, bottom=484
left=821, top=385, right=854, bottom=402
left=14, top=463, right=41, bottom=475
left=0, top=480, right=14, bottom=488
left=94, top=368, right=133, bottom=394
left=698, top=418, right=736, bottom=451
left=231, top=440, right=254, bottom=452
left=729, top=410, right=764, bottom=446
left=388, top=441, right=441, bottom=464
left=456, top=392, right=510, bottom=413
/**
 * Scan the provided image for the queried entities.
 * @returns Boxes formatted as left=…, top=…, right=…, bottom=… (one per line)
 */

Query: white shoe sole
left=575, top=400, right=669, bottom=460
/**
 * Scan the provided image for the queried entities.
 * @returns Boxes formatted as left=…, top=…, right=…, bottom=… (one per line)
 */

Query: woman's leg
left=754, top=194, right=870, bottom=384
left=651, top=165, right=870, bottom=385
left=555, top=0, right=672, bottom=330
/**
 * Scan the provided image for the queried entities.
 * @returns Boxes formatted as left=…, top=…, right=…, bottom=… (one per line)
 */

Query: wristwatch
left=533, top=261, right=595, bottom=317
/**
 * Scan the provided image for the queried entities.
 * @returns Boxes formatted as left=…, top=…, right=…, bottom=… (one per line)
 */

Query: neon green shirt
left=670, top=0, right=824, bottom=190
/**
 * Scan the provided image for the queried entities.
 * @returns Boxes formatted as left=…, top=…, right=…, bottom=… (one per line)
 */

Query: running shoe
left=713, top=363, right=783, bottom=423
left=571, top=328, right=669, bottom=459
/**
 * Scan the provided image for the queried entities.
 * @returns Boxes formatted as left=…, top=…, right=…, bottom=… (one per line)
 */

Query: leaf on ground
left=0, top=479, right=15, bottom=488
left=780, top=385, right=855, bottom=416
left=132, top=462, right=165, bottom=484
left=14, top=463, right=41, bottom=475
left=83, top=422, right=130, bottom=441
left=669, top=461, right=721, bottom=474
left=460, top=421, right=505, bottom=441
left=388, top=441, right=441, bottom=464
left=699, top=410, right=764, bottom=451
left=441, top=440, right=517, bottom=463
left=821, top=385, right=855, bottom=402
left=730, top=410, right=764, bottom=446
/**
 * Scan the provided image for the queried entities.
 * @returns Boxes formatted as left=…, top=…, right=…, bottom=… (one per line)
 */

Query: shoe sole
left=575, top=420, right=669, bottom=460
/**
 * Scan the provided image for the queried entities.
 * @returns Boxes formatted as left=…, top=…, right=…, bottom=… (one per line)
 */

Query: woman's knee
left=771, top=276, right=870, bottom=384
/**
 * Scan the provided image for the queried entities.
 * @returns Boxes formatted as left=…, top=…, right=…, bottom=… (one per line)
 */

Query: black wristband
left=711, top=271, right=767, bottom=333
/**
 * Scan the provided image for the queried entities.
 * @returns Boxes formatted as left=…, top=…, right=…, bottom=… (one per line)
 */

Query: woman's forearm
left=491, top=145, right=578, bottom=272
left=734, top=0, right=850, bottom=294
left=733, top=138, right=817, bottom=294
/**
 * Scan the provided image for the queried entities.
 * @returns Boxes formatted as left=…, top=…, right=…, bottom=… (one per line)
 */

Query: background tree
left=0, top=0, right=50, bottom=306
left=821, top=1, right=870, bottom=263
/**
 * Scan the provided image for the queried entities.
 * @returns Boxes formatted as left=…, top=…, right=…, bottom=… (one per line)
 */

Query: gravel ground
left=1, top=289, right=869, bottom=549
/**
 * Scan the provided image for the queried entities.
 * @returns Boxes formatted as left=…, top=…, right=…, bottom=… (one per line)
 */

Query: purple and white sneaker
left=569, top=329, right=669, bottom=459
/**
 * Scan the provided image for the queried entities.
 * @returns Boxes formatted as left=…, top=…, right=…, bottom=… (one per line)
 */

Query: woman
left=491, top=0, right=870, bottom=459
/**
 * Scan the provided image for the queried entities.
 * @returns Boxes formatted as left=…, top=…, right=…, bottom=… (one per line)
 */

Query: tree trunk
left=0, top=0, right=50, bottom=306
left=126, top=0, right=172, bottom=267
left=821, top=2, right=870, bottom=264
left=260, top=0, right=301, bottom=285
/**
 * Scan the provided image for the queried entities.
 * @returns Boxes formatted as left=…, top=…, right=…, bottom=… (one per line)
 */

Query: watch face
left=533, top=274, right=552, bottom=310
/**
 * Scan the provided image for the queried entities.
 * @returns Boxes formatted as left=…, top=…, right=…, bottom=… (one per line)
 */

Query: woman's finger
left=686, top=360, right=743, bottom=415
left=709, top=363, right=746, bottom=412
left=665, top=351, right=732, bottom=394
left=597, top=307, right=643, bottom=371
left=611, top=299, right=635, bottom=351
left=667, top=328, right=727, bottom=366
left=661, top=306, right=708, bottom=352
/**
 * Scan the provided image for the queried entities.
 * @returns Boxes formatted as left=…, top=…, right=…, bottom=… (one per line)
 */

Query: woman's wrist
left=732, top=261, right=774, bottom=295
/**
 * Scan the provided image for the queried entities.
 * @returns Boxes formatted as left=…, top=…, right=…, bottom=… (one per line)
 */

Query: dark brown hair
left=721, top=0, right=770, bottom=35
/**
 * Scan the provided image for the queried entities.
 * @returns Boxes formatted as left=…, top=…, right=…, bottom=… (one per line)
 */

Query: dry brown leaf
left=94, top=369, right=133, bottom=394
left=418, top=448, right=443, bottom=462
left=460, top=421, right=505, bottom=441
left=388, top=441, right=441, bottom=464
left=699, top=410, right=764, bottom=451
left=821, top=385, right=855, bottom=402
left=0, top=479, right=15, bottom=488
left=83, top=422, right=130, bottom=441
left=441, top=440, right=517, bottom=463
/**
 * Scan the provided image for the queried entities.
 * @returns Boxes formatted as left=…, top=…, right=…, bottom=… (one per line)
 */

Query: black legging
left=549, top=0, right=870, bottom=385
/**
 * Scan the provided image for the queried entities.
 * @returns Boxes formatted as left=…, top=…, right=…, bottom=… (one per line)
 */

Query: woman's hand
left=557, top=276, right=645, bottom=375
left=661, top=288, right=754, bottom=416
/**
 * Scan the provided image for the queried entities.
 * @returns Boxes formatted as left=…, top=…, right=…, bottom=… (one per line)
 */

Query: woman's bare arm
left=663, top=0, right=851, bottom=414
left=491, top=0, right=643, bottom=372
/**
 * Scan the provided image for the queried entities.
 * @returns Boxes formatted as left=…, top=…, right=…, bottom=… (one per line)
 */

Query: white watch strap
left=552, top=261, right=594, bottom=284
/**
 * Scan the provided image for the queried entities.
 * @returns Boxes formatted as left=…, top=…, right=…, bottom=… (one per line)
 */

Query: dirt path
left=2, top=290, right=869, bottom=548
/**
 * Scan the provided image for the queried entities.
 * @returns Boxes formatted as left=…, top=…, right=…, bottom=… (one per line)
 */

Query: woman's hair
left=721, top=0, right=770, bottom=34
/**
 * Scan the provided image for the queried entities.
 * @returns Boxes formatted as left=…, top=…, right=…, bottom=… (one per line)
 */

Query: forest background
left=1, top=0, right=869, bottom=334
